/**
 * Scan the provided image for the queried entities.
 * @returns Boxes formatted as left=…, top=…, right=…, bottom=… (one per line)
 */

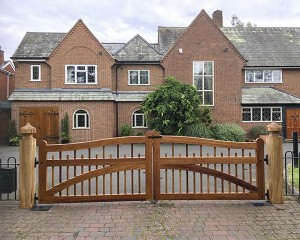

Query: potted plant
left=61, top=113, right=71, bottom=143
left=7, top=119, right=21, bottom=146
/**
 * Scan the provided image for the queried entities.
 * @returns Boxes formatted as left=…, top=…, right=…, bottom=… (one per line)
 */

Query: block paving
left=0, top=199, right=299, bottom=239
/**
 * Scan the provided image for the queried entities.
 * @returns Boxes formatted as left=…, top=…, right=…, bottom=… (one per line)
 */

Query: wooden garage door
left=286, top=109, right=300, bottom=139
left=19, top=107, right=59, bottom=144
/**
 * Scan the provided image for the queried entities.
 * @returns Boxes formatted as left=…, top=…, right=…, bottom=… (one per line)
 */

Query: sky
left=1, top=0, right=300, bottom=60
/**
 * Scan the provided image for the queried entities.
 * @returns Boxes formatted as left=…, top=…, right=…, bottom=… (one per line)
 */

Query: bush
left=247, top=125, right=267, bottom=140
left=120, top=124, right=133, bottom=136
left=211, top=123, right=246, bottom=142
left=185, top=123, right=213, bottom=138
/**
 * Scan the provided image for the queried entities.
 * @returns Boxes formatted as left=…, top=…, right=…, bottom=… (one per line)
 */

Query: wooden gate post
left=19, top=122, right=36, bottom=208
left=266, top=122, right=283, bottom=204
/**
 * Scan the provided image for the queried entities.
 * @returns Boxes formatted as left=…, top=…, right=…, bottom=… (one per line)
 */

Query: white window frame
left=193, top=61, right=214, bottom=106
left=128, top=70, right=150, bottom=85
left=242, top=107, right=282, bottom=122
left=30, top=65, right=41, bottom=81
left=73, top=109, right=90, bottom=129
left=65, top=65, right=97, bottom=84
left=245, top=69, right=282, bottom=83
left=132, top=109, right=147, bottom=128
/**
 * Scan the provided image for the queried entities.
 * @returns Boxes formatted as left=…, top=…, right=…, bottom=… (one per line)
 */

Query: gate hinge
left=35, top=158, right=39, bottom=168
left=264, top=155, right=268, bottom=165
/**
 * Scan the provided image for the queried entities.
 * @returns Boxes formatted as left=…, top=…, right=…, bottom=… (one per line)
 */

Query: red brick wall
left=12, top=101, right=115, bottom=142
left=14, top=62, right=50, bottom=89
left=161, top=10, right=246, bottom=126
left=48, top=20, right=114, bottom=89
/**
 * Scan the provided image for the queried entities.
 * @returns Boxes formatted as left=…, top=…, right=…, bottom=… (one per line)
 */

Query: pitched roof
left=114, top=34, right=162, bottom=62
left=158, top=27, right=186, bottom=54
left=12, top=32, right=66, bottom=58
left=222, top=27, right=300, bottom=67
left=242, top=87, right=300, bottom=104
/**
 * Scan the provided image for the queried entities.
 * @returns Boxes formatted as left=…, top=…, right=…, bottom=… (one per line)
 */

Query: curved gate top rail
left=38, top=132, right=265, bottom=204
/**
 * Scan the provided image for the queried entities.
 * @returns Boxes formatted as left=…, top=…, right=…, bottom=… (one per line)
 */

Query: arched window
left=132, top=109, right=147, bottom=128
left=73, top=109, right=89, bottom=129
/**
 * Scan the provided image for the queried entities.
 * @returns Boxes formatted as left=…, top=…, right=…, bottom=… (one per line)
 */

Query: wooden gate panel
left=153, top=136, right=265, bottom=201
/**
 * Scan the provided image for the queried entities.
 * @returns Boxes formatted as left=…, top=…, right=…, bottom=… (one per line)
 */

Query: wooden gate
left=19, top=107, right=59, bottom=144
left=38, top=132, right=265, bottom=203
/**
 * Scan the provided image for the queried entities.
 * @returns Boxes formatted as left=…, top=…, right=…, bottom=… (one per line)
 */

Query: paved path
left=0, top=199, right=299, bottom=240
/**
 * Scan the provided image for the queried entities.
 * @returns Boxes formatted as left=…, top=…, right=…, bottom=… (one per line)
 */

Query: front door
left=286, top=109, right=300, bottom=139
left=19, top=107, right=59, bottom=144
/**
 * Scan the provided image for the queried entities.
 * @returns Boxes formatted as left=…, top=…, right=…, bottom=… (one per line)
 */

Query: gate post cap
left=145, top=130, right=160, bottom=137
left=20, top=122, right=36, bottom=135
left=266, top=122, right=282, bottom=133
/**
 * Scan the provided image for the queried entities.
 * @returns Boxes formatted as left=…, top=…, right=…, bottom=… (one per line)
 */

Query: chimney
left=0, top=46, right=4, bottom=65
left=212, top=10, right=223, bottom=27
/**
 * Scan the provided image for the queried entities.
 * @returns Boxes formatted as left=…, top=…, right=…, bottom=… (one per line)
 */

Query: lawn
left=287, top=165, right=299, bottom=189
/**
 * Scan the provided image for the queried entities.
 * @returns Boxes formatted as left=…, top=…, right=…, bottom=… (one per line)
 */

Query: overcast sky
left=1, top=0, right=300, bottom=59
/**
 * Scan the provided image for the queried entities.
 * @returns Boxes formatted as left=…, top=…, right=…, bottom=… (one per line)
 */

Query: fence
left=0, top=157, right=19, bottom=200
left=283, top=151, right=300, bottom=197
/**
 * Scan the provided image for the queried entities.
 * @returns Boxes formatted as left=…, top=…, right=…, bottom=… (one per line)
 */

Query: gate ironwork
left=38, top=132, right=265, bottom=204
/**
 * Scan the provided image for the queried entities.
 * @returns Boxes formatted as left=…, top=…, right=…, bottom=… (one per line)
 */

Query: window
left=73, top=110, right=90, bottom=129
left=31, top=65, right=41, bottom=81
left=65, top=65, right=97, bottom=84
left=245, top=70, right=282, bottom=83
left=242, top=107, right=282, bottom=122
left=132, top=109, right=147, bottom=128
left=128, top=70, right=150, bottom=85
left=193, top=61, right=214, bottom=106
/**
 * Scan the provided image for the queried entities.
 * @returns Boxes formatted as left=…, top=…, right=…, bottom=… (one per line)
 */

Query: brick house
left=0, top=48, right=15, bottom=143
left=9, top=9, right=300, bottom=143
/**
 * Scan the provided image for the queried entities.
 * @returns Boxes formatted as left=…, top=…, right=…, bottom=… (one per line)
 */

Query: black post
left=292, top=131, right=299, bottom=168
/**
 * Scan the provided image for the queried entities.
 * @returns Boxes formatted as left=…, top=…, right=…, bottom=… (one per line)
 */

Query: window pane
left=135, top=115, right=144, bottom=127
left=204, top=62, right=212, bottom=75
left=264, top=70, right=272, bottom=82
left=193, top=62, right=203, bottom=75
left=255, top=70, right=263, bottom=82
left=203, top=91, right=213, bottom=105
left=77, top=115, right=85, bottom=127
left=252, top=108, right=261, bottom=121
left=77, top=66, right=85, bottom=71
left=245, top=70, right=254, bottom=82
left=273, top=70, right=281, bottom=82
left=194, top=76, right=202, bottom=90
left=32, top=66, right=39, bottom=80
left=87, top=66, right=95, bottom=83
left=272, top=112, right=281, bottom=121
left=130, top=71, right=138, bottom=84
left=242, top=108, right=251, bottom=121
left=77, top=72, right=86, bottom=83
left=204, top=76, right=213, bottom=90
left=140, top=71, right=149, bottom=84
left=262, top=108, right=271, bottom=121
left=67, top=66, right=75, bottom=83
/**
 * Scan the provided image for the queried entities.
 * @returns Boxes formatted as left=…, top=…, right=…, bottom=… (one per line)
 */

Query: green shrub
left=136, top=131, right=144, bottom=136
left=247, top=125, right=267, bottom=140
left=120, top=124, right=133, bottom=136
left=185, top=123, right=213, bottom=138
left=211, top=123, right=246, bottom=142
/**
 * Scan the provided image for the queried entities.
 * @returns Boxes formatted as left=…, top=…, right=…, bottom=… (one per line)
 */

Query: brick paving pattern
left=0, top=200, right=299, bottom=239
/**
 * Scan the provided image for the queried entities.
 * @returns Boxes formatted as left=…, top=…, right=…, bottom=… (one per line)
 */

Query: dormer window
left=245, top=69, right=282, bottom=83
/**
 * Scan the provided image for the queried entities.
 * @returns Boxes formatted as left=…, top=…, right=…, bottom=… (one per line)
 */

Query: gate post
left=266, top=122, right=283, bottom=204
left=19, top=123, right=36, bottom=208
